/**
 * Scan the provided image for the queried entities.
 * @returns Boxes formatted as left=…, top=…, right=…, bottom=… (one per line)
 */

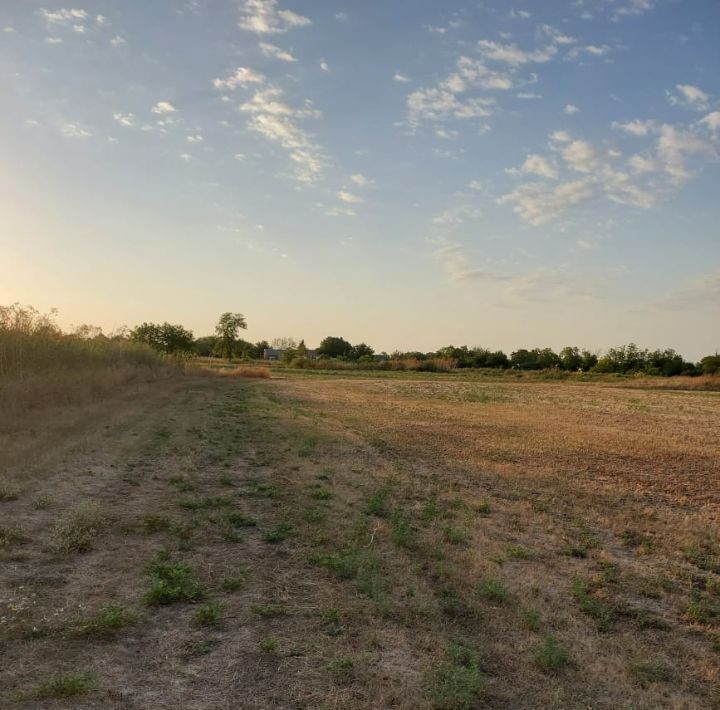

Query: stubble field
left=1, top=371, right=719, bottom=709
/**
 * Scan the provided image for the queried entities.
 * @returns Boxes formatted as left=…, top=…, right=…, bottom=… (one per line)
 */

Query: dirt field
left=1, top=372, right=719, bottom=709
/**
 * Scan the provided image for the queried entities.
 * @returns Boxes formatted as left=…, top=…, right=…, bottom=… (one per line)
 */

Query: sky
left=1, top=0, right=718, bottom=359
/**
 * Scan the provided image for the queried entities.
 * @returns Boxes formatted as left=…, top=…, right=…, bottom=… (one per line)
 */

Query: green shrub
left=144, top=560, right=205, bottom=605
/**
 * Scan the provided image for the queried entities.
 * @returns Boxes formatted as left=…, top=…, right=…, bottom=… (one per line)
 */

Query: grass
left=443, top=525, right=468, bottom=545
left=262, top=522, right=293, bottom=543
left=251, top=603, right=288, bottom=618
left=391, top=507, right=413, bottom=547
left=259, top=637, right=279, bottom=653
left=476, top=577, right=507, bottom=603
left=225, top=510, right=257, bottom=527
left=72, top=603, right=136, bottom=637
left=144, top=559, right=206, bottom=605
left=366, top=488, right=389, bottom=517
left=572, top=578, right=615, bottom=631
left=629, top=659, right=673, bottom=684
left=0, top=523, right=25, bottom=550
left=426, top=643, right=485, bottom=709
left=534, top=634, right=570, bottom=673
left=0, top=485, right=20, bottom=501
left=50, top=501, right=106, bottom=554
left=32, top=672, right=94, bottom=699
left=193, top=601, right=223, bottom=627
left=309, top=486, right=333, bottom=500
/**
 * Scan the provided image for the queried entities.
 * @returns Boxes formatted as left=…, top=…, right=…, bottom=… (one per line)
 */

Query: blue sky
left=1, top=0, right=718, bottom=358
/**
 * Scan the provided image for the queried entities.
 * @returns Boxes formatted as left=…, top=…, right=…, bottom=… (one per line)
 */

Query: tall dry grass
left=0, top=304, right=178, bottom=429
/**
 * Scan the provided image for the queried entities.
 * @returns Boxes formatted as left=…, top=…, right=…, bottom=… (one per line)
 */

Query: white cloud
left=628, top=154, right=656, bottom=174
left=110, top=35, right=126, bottom=46
left=259, top=42, right=297, bottom=62
left=394, top=73, right=410, bottom=83
left=516, top=92, right=542, bottom=100
left=568, top=44, right=613, bottom=60
left=239, top=0, right=311, bottom=35
left=509, top=9, right=532, bottom=19
left=700, top=112, right=720, bottom=131
left=240, top=87, right=324, bottom=183
left=668, top=84, right=710, bottom=111
left=326, top=206, right=356, bottom=217
left=562, top=140, right=597, bottom=172
left=550, top=130, right=571, bottom=143
left=72, top=24, right=85, bottom=33
left=60, top=123, right=92, bottom=138
left=113, top=112, right=135, bottom=127
left=96, top=14, right=107, bottom=25
left=656, top=123, right=713, bottom=183
left=45, top=37, right=63, bottom=44
left=320, top=60, right=329, bottom=72
left=498, top=178, right=593, bottom=225
left=614, top=0, right=655, bottom=18
left=179, top=153, right=191, bottom=161
left=38, top=8, right=88, bottom=24
left=612, top=119, right=656, bottom=136
left=213, top=67, right=265, bottom=91
left=3, top=27, right=17, bottom=33
left=187, top=134, right=204, bottom=143
left=477, top=39, right=557, bottom=66
left=564, top=103, right=580, bottom=115
left=432, top=205, right=481, bottom=226
left=349, top=174, right=372, bottom=187
left=511, top=154, right=558, bottom=179
left=539, top=25, right=576, bottom=45
left=151, top=101, right=176, bottom=114
left=337, top=190, right=363, bottom=204
left=234, top=153, right=245, bottom=160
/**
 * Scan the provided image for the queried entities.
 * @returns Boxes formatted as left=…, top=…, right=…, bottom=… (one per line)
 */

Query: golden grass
left=217, top=365, right=271, bottom=378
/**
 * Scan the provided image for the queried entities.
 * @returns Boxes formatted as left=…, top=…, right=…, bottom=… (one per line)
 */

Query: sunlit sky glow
left=1, top=0, right=718, bottom=358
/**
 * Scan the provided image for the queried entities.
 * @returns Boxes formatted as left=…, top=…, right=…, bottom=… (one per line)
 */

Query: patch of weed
left=33, top=673, right=94, bottom=699
left=225, top=511, right=257, bottom=527
left=391, top=508, right=413, bottom=548
left=426, top=642, right=485, bottom=709
left=309, top=486, right=333, bottom=501
left=193, top=601, right=223, bottom=628
left=443, top=526, right=468, bottom=545
left=50, top=501, right=105, bottom=554
left=251, top=603, right=288, bottom=618
left=366, top=489, right=389, bottom=517
left=144, top=559, right=205, bottom=605
left=572, top=578, right=614, bottom=631
left=72, top=603, right=136, bottom=637
left=476, top=577, right=507, bottom=603
left=262, top=522, right=293, bottom=543
left=629, top=659, right=673, bottom=684
left=259, top=637, right=278, bottom=653
left=534, top=634, right=569, bottom=673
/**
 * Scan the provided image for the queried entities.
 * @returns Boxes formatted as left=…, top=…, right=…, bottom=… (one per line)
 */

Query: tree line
left=126, top=316, right=719, bottom=377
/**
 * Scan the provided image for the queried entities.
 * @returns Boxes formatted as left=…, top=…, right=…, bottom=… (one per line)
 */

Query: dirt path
left=1, top=375, right=718, bottom=709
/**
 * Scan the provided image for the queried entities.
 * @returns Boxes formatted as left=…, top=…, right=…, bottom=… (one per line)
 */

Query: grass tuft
left=33, top=673, right=94, bottom=699
left=533, top=634, right=569, bottom=673
left=143, top=559, right=205, bottom=605
left=50, top=501, right=105, bottom=554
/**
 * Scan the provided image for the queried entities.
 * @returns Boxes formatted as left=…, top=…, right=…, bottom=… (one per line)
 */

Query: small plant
left=426, top=642, right=485, bottom=709
left=50, top=501, right=105, bottom=554
left=563, top=544, right=588, bottom=558
left=0, top=485, right=20, bottom=501
left=533, top=634, right=569, bottom=673
left=220, top=573, right=246, bottom=592
left=73, top=603, right=136, bottom=637
left=572, top=578, right=614, bottom=631
left=443, top=525, right=468, bottom=545
left=507, top=544, right=532, bottom=560
left=33, top=672, right=94, bottom=699
left=476, top=500, right=491, bottom=516
left=684, top=592, right=720, bottom=625
left=144, top=559, right=205, bottom=605
left=263, top=522, right=293, bottom=543
left=684, top=544, right=720, bottom=574
left=476, top=577, right=507, bottom=603
left=326, top=656, right=355, bottom=683
left=225, top=511, right=257, bottom=527
left=251, top=603, right=288, bottom=618
left=259, top=637, right=278, bottom=653
left=0, top=524, right=25, bottom=550
left=177, top=495, right=233, bottom=510
left=309, top=486, right=333, bottom=501
left=33, top=494, right=54, bottom=510
left=193, top=601, right=223, bottom=627
left=522, top=608, right=541, bottom=631
left=629, top=659, right=673, bottom=684
left=391, top=508, right=413, bottom=547
left=169, top=476, right=194, bottom=492
left=421, top=500, right=439, bottom=523
left=218, top=474, right=234, bottom=487
left=303, top=507, right=326, bottom=524
left=366, top=489, right=389, bottom=517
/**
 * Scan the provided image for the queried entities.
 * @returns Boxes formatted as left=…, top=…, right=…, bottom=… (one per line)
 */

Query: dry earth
left=1, top=372, right=719, bottom=709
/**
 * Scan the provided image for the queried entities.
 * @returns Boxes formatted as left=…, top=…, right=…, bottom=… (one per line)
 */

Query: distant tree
left=559, top=346, right=583, bottom=371
left=252, top=340, right=270, bottom=359
left=215, top=312, right=247, bottom=361
left=700, top=354, right=720, bottom=375
left=349, top=342, right=374, bottom=360
left=132, top=322, right=194, bottom=354
left=194, top=335, right=217, bottom=357
left=318, top=336, right=353, bottom=358
left=73, top=324, right=104, bottom=340
left=296, top=339, right=308, bottom=357
left=271, top=337, right=297, bottom=350
left=580, top=350, right=598, bottom=372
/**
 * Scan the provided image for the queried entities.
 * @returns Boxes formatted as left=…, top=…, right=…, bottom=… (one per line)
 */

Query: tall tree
left=215, top=312, right=247, bottom=361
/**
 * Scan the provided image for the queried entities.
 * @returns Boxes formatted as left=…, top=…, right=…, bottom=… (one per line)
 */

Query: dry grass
left=1, top=372, right=718, bottom=708
left=218, top=365, right=272, bottom=378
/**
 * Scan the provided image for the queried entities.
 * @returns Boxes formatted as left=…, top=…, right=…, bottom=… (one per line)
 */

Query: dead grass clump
left=218, top=366, right=271, bottom=379
left=50, top=501, right=106, bottom=554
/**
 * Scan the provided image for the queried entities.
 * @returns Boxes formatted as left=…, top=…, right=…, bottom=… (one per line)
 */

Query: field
left=1, top=370, right=719, bottom=708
